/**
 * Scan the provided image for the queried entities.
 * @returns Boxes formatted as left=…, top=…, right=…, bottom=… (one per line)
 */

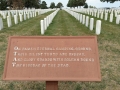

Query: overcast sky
left=42, top=0, right=120, bottom=8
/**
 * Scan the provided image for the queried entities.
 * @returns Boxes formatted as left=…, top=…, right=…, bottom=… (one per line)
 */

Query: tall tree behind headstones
left=7, top=0, right=12, bottom=9
left=67, top=0, right=75, bottom=8
left=84, top=3, right=88, bottom=8
left=67, top=0, right=72, bottom=8
left=67, top=0, right=73, bottom=8
left=41, top=1, right=47, bottom=9
left=24, top=0, right=41, bottom=8
left=0, top=0, right=7, bottom=10
left=7, top=0, right=41, bottom=9
left=13, top=0, right=24, bottom=9
left=77, top=0, right=86, bottom=8
left=67, top=0, right=86, bottom=8
left=50, top=2, right=55, bottom=9
left=56, top=2, right=63, bottom=8
left=7, top=0, right=24, bottom=9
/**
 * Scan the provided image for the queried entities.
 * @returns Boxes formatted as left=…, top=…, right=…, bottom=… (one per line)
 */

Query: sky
left=42, top=0, right=120, bottom=8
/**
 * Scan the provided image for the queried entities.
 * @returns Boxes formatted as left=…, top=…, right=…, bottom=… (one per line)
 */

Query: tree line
left=0, top=0, right=63, bottom=10
left=67, top=0, right=120, bottom=8
left=67, top=0, right=86, bottom=8
left=0, top=0, right=120, bottom=10
left=0, top=0, right=41, bottom=10
left=42, top=1, right=63, bottom=9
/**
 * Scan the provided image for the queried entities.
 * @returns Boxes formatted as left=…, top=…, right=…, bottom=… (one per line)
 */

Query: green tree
left=50, top=2, right=55, bottom=9
left=84, top=3, right=88, bottom=8
left=77, top=0, right=86, bottom=8
left=67, top=0, right=86, bottom=8
left=24, top=0, right=41, bottom=8
left=7, top=0, right=12, bottom=8
left=41, top=1, right=47, bottom=9
left=56, top=2, right=63, bottom=8
left=0, top=0, right=7, bottom=10
left=6, top=0, right=24, bottom=9
left=100, top=0, right=120, bottom=3
left=33, top=0, right=41, bottom=8
left=6, top=0, right=41, bottom=9
left=67, top=0, right=74, bottom=8
left=67, top=0, right=70, bottom=7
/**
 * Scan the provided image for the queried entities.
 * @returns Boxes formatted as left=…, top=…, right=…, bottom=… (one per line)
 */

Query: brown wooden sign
left=3, top=36, right=101, bottom=81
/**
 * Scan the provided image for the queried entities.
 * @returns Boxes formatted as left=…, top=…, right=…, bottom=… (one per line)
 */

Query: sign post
left=46, top=81, right=58, bottom=90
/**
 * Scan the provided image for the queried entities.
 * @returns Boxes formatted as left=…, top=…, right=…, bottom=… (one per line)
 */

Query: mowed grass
left=0, top=11, right=53, bottom=90
left=46, top=10, right=120, bottom=90
left=0, top=10, right=120, bottom=90
left=45, top=10, right=95, bottom=36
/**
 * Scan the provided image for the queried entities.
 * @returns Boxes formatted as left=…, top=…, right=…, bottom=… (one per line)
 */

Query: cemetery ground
left=0, top=10, right=120, bottom=90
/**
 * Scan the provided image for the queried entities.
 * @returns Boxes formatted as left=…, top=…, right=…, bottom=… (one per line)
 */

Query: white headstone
left=7, top=16, right=12, bottom=27
left=14, top=15, right=18, bottom=24
left=3, top=12, right=6, bottom=19
left=27, top=13, right=30, bottom=19
left=90, top=18, right=94, bottom=31
left=44, top=18, right=47, bottom=30
left=96, top=20, right=101, bottom=35
left=41, top=20, right=44, bottom=35
left=77, top=14, right=80, bottom=21
left=97, top=12, right=100, bottom=18
left=115, top=11, right=117, bottom=17
left=24, top=13, right=26, bottom=20
left=0, top=17, right=3, bottom=30
left=116, top=15, right=120, bottom=24
left=85, top=16, right=89, bottom=27
left=33, top=12, right=35, bottom=17
left=30, top=12, right=32, bottom=18
left=80, top=14, right=83, bottom=23
left=74, top=13, right=77, bottom=19
left=100, top=12, right=103, bottom=19
left=52, top=13, right=54, bottom=21
left=49, top=14, right=52, bottom=24
left=47, top=16, right=49, bottom=27
left=19, top=14, right=23, bottom=22
left=48, top=15, right=50, bottom=25
left=94, top=12, right=97, bottom=17
left=105, top=13, right=108, bottom=21
left=109, top=14, right=113, bottom=22
left=82, top=15, right=85, bottom=24
left=8, top=11, right=11, bottom=17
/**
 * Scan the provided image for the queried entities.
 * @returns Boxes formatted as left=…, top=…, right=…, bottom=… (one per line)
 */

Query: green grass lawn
left=0, top=10, right=120, bottom=90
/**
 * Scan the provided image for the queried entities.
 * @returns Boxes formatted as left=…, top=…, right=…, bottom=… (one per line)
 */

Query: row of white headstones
left=72, top=8, right=120, bottom=24
left=40, top=9, right=59, bottom=35
left=0, top=9, right=55, bottom=30
left=64, top=9, right=101, bottom=35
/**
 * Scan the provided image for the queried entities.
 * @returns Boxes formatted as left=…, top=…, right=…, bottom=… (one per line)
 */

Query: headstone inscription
left=3, top=36, right=101, bottom=81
